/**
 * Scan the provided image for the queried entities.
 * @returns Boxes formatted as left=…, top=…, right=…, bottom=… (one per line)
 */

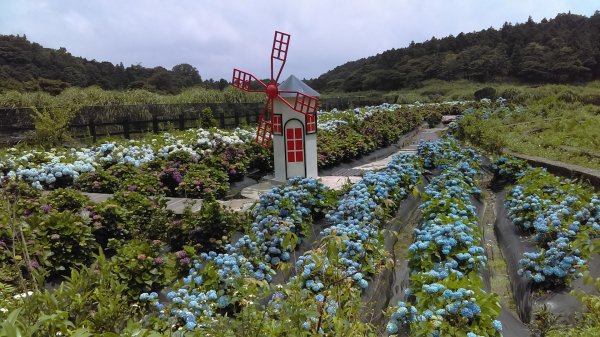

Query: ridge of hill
left=308, top=12, right=600, bottom=92
left=0, top=35, right=228, bottom=94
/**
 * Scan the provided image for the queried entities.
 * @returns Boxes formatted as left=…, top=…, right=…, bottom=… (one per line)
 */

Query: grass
left=321, top=79, right=600, bottom=106
left=456, top=98, right=600, bottom=170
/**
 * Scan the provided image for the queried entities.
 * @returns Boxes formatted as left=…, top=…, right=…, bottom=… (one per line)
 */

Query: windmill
left=231, top=31, right=319, bottom=148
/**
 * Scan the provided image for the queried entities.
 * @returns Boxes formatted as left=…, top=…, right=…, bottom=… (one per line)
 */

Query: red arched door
left=284, top=119, right=305, bottom=178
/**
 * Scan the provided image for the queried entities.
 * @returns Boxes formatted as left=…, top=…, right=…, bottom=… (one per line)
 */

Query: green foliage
left=490, top=156, right=530, bottom=182
left=207, top=280, right=377, bottom=336
left=0, top=34, right=237, bottom=95
left=90, top=201, right=130, bottom=248
left=454, top=110, right=507, bottom=153
left=405, top=273, right=502, bottom=337
left=454, top=97, right=600, bottom=169
left=317, top=106, right=423, bottom=167
left=108, top=240, right=168, bottom=298
left=529, top=305, right=560, bottom=337
left=0, top=83, right=262, bottom=109
left=175, top=164, right=229, bottom=199
left=27, top=105, right=79, bottom=148
left=424, top=110, right=443, bottom=127
left=198, top=107, right=218, bottom=128
left=74, top=170, right=120, bottom=193
left=8, top=251, right=138, bottom=335
left=168, top=196, right=247, bottom=251
left=41, top=188, right=90, bottom=212
left=28, top=210, right=98, bottom=276
left=105, top=162, right=137, bottom=180
left=119, top=171, right=164, bottom=195
left=110, top=191, right=174, bottom=241
left=546, top=276, right=600, bottom=337
left=474, top=87, right=497, bottom=100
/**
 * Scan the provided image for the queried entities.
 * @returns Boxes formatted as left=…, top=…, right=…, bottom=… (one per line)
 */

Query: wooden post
left=89, top=120, right=97, bottom=142
left=123, top=117, right=130, bottom=139
left=152, top=115, right=159, bottom=133
left=179, top=113, right=185, bottom=130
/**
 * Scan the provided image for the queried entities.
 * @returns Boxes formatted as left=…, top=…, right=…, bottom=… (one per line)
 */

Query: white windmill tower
left=232, top=31, right=320, bottom=181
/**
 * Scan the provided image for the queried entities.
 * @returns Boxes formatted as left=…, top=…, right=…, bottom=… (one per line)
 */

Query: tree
left=171, top=63, right=202, bottom=88
left=145, top=67, right=176, bottom=93
left=515, top=42, right=551, bottom=81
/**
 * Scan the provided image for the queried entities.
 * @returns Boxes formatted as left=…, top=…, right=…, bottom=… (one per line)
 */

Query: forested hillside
left=0, top=35, right=228, bottom=94
left=308, top=12, right=600, bottom=92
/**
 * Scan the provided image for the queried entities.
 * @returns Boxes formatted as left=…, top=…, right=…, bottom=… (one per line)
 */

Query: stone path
left=77, top=125, right=447, bottom=214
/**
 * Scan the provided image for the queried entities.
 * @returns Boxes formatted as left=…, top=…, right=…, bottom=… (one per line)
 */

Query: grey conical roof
left=278, top=75, right=320, bottom=97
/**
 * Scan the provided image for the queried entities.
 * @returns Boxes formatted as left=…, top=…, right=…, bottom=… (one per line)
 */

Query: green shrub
left=91, top=201, right=130, bottom=248
left=27, top=105, right=79, bottom=148
left=41, top=188, right=90, bottom=212
left=175, top=164, right=228, bottom=199
left=474, top=87, right=497, bottom=100
left=13, top=251, right=135, bottom=335
left=168, top=196, right=248, bottom=251
left=74, top=170, right=120, bottom=193
left=198, top=107, right=218, bottom=128
left=119, top=171, right=165, bottom=195
left=105, top=162, right=137, bottom=180
left=425, top=110, right=443, bottom=127
left=29, top=210, right=97, bottom=275
left=109, top=240, right=168, bottom=298
left=500, top=88, right=521, bottom=101
left=166, top=150, right=197, bottom=164
left=110, top=191, right=174, bottom=241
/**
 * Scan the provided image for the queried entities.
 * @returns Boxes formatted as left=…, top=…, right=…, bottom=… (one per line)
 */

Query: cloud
left=0, top=0, right=597, bottom=80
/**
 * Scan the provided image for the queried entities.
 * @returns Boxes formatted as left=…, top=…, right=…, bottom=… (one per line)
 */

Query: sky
left=0, top=0, right=598, bottom=81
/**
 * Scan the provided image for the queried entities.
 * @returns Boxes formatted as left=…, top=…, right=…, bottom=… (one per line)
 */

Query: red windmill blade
left=271, top=31, right=290, bottom=83
left=231, top=31, right=319, bottom=148
left=278, top=90, right=319, bottom=115
left=232, top=69, right=266, bottom=92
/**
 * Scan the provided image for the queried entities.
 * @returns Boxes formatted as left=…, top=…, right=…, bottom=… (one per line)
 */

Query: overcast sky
left=0, top=0, right=597, bottom=81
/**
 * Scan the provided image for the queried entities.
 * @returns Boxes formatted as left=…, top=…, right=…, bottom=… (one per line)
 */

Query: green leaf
left=2, top=322, right=21, bottom=337
left=5, top=308, right=22, bottom=325
left=70, top=329, right=93, bottom=337
left=412, top=185, right=420, bottom=199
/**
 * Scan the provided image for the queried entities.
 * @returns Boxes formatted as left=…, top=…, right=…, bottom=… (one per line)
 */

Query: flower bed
left=140, top=147, right=426, bottom=334
left=386, top=139, right=502, bottom=337
left=289, top=152, right=422, bottom=333
left=139, top=177, right=337, bottom=330
left=1, top=103, right=428, bottom=198
left=0, top=127, right=255, bottom=199
left=316, top=104, right=423, bottom=167
left=498, top=157, right=600, bottom=287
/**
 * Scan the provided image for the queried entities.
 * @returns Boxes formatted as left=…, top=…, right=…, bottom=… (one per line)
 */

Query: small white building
left=272, top=75, right=320, bottom=182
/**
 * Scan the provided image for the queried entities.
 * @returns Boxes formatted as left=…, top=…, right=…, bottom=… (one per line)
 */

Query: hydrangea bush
left=139, top=177, right=337, bottom=330
left=504, top=166, right=599, bottom=287
left=387, top=138, right=502, bottom=337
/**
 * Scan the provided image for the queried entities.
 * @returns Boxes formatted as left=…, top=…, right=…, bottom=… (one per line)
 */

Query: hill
left=308, top=12, right=600, bottom=92
left=0, top=34, right=228, bottom=94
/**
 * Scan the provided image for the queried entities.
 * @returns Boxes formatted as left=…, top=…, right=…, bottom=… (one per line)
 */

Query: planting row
left=494, top=156, right=600, bottom=287
left=0, top=103, right=427, bottom=197
left=387, top=139, right=502, bottom=337
left=0, top=181, right=250, bottom=288
left=139, top=177, right=338, bottom=331
left=138, top=151, right=426, bottom=335
left=291, top=152, right=422, bottom=334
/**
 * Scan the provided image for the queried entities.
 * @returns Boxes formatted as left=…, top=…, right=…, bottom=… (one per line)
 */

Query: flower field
left=0, top=103, right=425, bottom=196
left=1, top=100, right=599, bottom=336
